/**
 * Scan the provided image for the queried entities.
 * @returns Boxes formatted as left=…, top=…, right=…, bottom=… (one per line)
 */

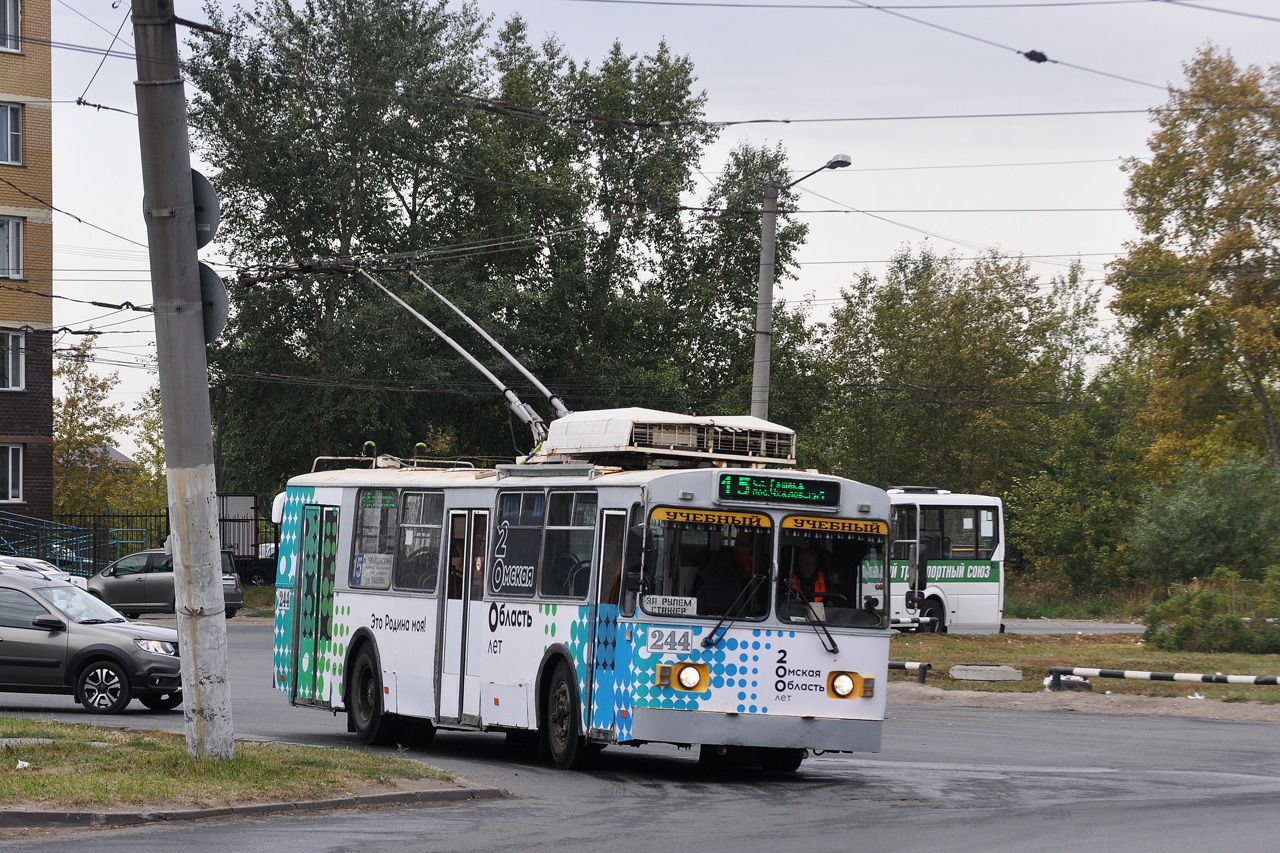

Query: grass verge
left=0, top=719, right=451, bottom=810
left=242, top=584, right=275, bottom=615
left=891, top=632, right=1280, bottom=704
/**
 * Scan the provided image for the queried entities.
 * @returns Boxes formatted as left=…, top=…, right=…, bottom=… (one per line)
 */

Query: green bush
left=1130, top=455, right=1280, bottom=586
left=1144, top=567, right=1280, bottom=653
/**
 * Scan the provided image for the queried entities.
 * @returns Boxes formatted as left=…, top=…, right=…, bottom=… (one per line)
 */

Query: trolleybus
left=888, top=487, right=1004, bottom=634
left=271, top=409, right=896, bottom=771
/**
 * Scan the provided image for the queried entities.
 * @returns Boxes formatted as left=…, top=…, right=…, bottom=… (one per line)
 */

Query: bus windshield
left=777, top=524, right=888, bottom=628
left=641, top=513, right=772, bottom=619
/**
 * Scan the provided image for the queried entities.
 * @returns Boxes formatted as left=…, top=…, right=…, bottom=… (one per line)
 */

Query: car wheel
left=225, top=608, right=238, bottom=619
left=78, top=660, right=131, bottom=714
left=349, top=646, right=395, bottom=745
left=139, top=692, right=182, bottom=712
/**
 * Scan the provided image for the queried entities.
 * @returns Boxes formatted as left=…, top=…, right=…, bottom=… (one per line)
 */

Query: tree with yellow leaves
left=1111, top=45, right=1280, bottom=474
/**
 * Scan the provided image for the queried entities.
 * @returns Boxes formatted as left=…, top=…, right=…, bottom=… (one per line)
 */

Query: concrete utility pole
left=749, top=154, right=852, bottom=421
left=131, top=0, right=234, bottom=760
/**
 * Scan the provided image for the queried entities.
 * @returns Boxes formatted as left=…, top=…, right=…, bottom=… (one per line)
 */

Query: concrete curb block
left=0, top=786, right=506, bottom=830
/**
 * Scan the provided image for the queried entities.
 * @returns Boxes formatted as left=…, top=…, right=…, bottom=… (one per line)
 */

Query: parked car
left=0, top=571, right=182, bottom=713
left=88, top=549, right=245, bottom=619
left=0, top=556, right=88, bottom=589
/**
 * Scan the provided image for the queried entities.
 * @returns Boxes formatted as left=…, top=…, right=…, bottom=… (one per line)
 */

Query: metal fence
left=3, top=498, right=278, bottom=576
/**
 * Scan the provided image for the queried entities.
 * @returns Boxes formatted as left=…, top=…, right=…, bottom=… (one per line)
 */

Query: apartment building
left=0, top=0, right=53, bottom=519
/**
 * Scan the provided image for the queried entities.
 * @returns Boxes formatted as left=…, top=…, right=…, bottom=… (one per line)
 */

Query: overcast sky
left=46, top=0, right=1280, bottom=454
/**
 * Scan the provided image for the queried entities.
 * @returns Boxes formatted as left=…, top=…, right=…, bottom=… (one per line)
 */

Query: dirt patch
left=889, top=680, right=1280, bottom=722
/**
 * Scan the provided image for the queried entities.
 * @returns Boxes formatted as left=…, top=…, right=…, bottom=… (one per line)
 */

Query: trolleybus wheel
left=350, top=646, right=395, bottom=745
left=545, top=660, right=586, bottom=769
left=758, top=747, right=806, bottom=773
left=919, top=598, right=946, bottom=634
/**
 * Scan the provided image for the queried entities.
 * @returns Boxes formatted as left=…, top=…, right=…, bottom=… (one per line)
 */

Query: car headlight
left=135, top=638, right=178, bottom=657
left=831, top=673, right=855, bottom=697
left=677, top=664, right=701, bottom=689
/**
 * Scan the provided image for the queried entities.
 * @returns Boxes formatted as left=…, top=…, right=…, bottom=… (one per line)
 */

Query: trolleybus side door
left=291, top=504, right=339, bottom=707
left=438, top=508, right=488, bottom=723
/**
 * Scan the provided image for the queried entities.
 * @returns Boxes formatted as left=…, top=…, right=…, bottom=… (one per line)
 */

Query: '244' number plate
left=648, top=627, right=693, bottom=654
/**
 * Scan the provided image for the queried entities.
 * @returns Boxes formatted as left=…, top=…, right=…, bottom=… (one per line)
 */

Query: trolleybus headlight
left=677, top=664, right=702, bottom=689
left=831, top=673, right=856, bottom=697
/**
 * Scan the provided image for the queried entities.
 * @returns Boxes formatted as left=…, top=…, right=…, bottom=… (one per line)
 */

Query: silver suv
left=89, top=549, right=245, bottom=619
left=0, top=569, right=182, bottom=714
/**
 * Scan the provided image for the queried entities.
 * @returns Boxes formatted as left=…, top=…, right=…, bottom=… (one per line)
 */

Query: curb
left=0, top=785, right=506, bottom=830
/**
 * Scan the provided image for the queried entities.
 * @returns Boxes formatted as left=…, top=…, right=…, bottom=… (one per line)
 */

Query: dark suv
left=0, top=569, right=183, bottom=714
left=89, top=549, right=245, bottom=619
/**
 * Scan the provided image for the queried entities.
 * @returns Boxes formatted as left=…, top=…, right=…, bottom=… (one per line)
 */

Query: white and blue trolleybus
left=271, top=408, right=893, bottom=770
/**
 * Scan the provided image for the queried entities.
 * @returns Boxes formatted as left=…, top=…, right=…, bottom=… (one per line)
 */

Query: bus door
left=291, top=504, right=339, bottom=706
left=586, top=510, right=628, bottom=739
left=438, top=509, right=488, bottom=723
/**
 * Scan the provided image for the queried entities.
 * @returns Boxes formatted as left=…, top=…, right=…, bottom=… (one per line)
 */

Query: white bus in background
left=887, top=488, right=1004, bottom=634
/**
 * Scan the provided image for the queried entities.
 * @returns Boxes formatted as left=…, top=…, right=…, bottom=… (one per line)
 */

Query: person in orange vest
left=791, top=548, right=826, bottom=602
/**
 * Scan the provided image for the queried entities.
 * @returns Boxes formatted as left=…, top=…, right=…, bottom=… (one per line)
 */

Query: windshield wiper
left=701, top=574, right=766, bottom=648
left=79, top=618, right=107, bottom=624
left=788, top=585, right=840, bottom=654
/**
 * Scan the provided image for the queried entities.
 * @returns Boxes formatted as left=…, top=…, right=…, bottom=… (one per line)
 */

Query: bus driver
left=792, top=548, right=826, bottom=602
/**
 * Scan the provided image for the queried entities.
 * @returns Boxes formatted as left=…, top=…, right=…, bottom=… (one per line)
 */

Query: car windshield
left=36, top=584, right=128, bottom=624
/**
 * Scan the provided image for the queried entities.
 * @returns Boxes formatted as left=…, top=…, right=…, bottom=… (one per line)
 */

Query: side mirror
left=32, top=616, right=66, bottom=632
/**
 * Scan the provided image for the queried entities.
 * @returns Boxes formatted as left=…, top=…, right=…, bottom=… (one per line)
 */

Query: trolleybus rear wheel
left=545, top=660, right=586, bottom=769
left=351, top=646, right=395, bottom=745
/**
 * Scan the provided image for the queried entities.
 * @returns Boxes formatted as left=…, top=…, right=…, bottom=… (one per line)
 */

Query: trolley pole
left=131, top=0, right=235, bottom=760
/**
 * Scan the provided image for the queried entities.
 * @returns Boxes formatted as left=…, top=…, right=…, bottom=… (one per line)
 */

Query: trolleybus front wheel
left=758, top=747, right=806, bottom=773
left=350, top=646, right=395, bottom=746
left=545, top=660, right=587, bottom=769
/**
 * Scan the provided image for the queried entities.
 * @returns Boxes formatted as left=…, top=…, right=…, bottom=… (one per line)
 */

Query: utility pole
left=131, top=0, right=234, bottom=760
left=749, top=154, right=852, bottom=422
left=749, top=183, right=779, bottom=421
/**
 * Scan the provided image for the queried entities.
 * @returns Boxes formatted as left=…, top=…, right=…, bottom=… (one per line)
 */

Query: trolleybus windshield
left=641, top=509, right=772, bottom=619
left=777, top=517, right=889, bottom=628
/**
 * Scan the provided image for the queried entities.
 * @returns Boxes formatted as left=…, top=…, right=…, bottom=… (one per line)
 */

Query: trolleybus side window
left=489, top=492, right=543, bottom=598
left=395, top=491, right=444, bottom=592
left=351, top=489, right=397, bottom=589
left=540, top=491, right=597, bottom=599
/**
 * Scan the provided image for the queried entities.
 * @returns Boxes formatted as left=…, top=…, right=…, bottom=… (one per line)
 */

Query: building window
left=0, top=217, right=20, bottom=278
left=0, top=104, right=18, bottom=164
left=0, top=0, right=18, bottom=52
left=1, top=444, right=19, bottom=502
left=0, top=330, right=22, bottom=389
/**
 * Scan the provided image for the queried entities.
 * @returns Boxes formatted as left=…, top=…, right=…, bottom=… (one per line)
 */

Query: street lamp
left=750, top=153, right=852, bottom=421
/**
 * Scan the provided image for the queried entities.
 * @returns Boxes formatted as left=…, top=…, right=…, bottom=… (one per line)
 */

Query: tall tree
left=1111, top=46, right=1280, bottom=473
left=811, top=247, right=1085, bottom=493
left=52, top=339, right=135, bottom=515
left=187, top=2, right=804, bottom=498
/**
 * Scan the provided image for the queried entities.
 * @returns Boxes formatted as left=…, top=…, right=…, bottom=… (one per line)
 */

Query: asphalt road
left=2, top=618, right=1276, bottom=853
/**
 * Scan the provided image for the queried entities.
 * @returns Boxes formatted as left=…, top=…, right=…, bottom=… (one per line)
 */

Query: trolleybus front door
left=438, top=509, right=488, bottom=723
left=586, top=510, right=628, bottom=739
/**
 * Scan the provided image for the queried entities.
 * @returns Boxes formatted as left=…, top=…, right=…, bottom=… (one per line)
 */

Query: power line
left=1157, top=0, right=1280, bottom=24
left=552, top=0, right=1157, bottom=7
left=0, top=176, right=148, bottom=249
left=77, top=5, right=132, bottom=101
